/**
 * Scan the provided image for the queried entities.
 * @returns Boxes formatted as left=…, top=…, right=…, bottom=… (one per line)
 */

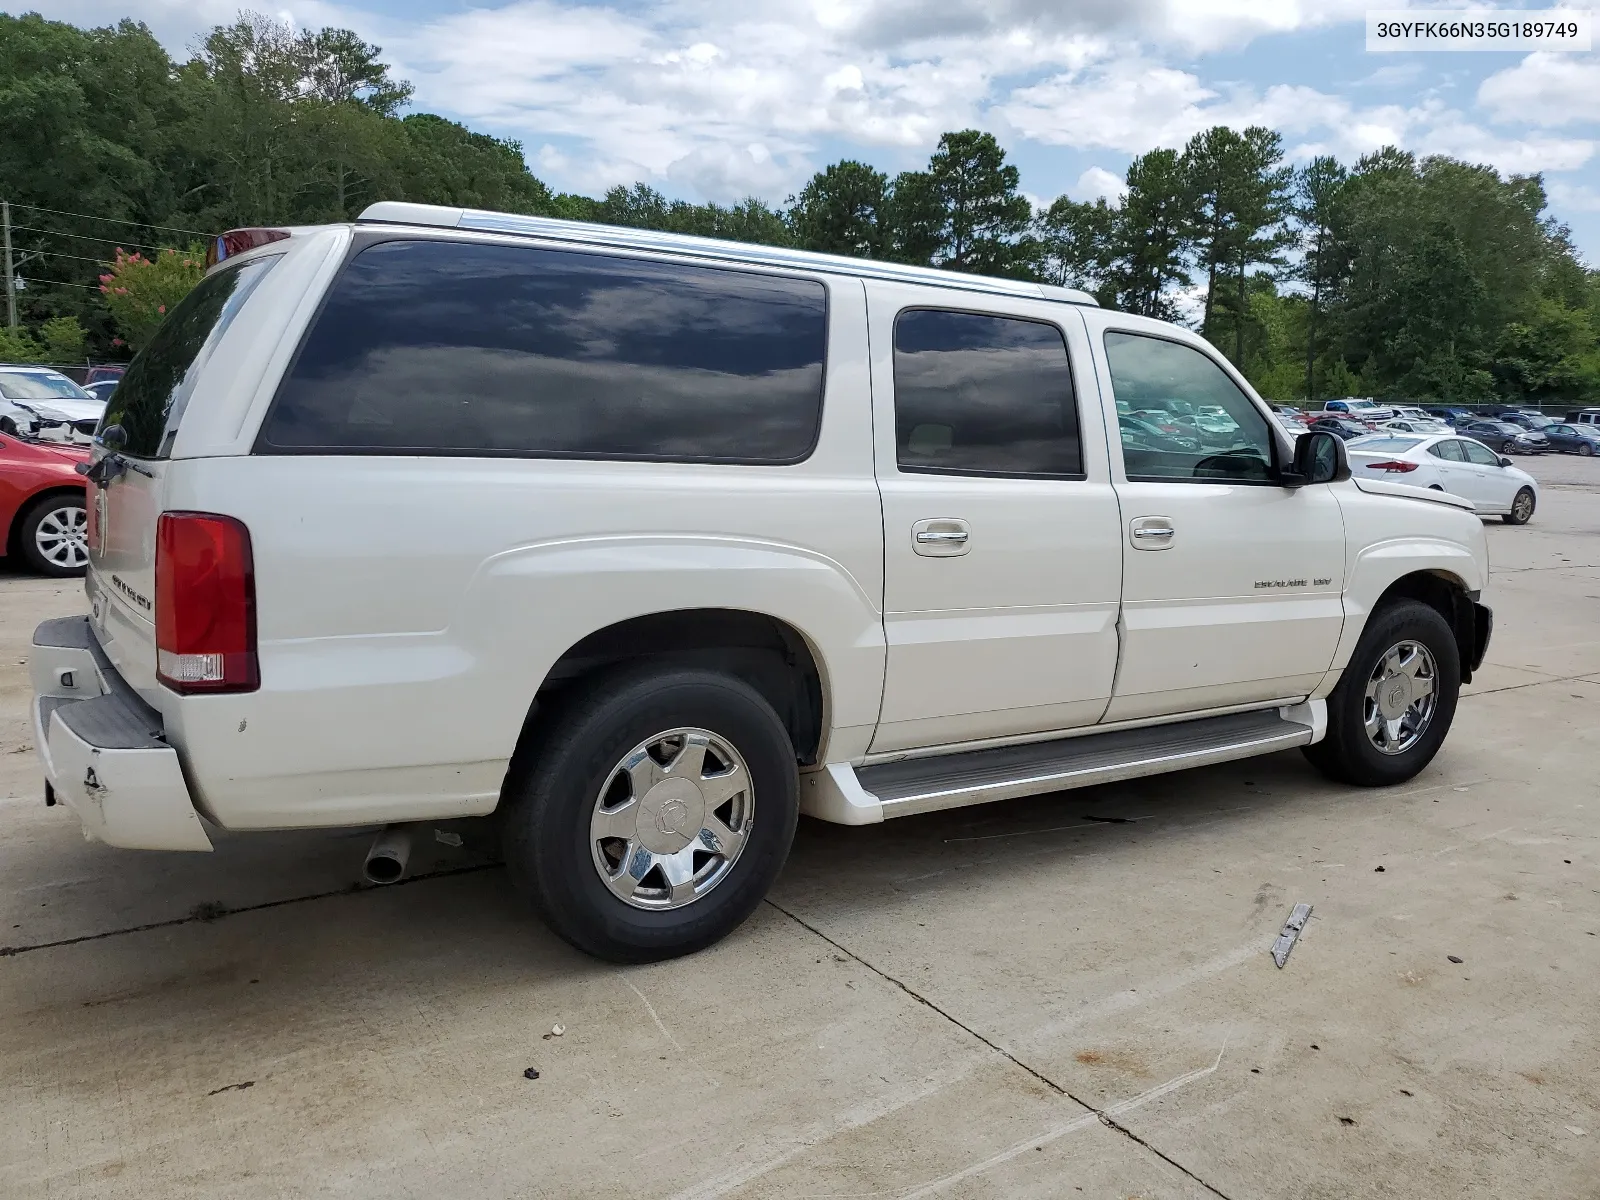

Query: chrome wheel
left=33, top=503, right=88, bottom=570
left=589, top=727, right=754, bottom=911
left=1363, top=641, right=1438, bottom=755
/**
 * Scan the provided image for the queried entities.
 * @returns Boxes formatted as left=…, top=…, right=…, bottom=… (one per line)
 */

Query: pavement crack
left=0, top=863, right=498, bottom=958
left=1464, top=670, right=1600, bottom=697
left=764, top=898, right=1236, bottom=1199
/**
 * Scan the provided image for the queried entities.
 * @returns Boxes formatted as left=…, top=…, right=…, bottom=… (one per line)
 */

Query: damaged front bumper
left=29, top=616, right=212, bottom=851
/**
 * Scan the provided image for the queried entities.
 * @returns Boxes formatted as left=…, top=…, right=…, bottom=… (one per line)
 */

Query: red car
left=1, top=431, right=90, bottom=576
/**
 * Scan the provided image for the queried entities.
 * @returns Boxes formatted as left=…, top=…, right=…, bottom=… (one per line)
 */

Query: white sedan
left=0, top=366, right=105, bottom=443
left=1346, top=433, right=1539, bottom=524
left=1376, top=417, right=1452, bottom=435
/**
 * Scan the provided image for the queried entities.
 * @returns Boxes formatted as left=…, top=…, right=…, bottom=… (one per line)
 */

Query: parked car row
left=1272, top=398, right=1600, bottom=457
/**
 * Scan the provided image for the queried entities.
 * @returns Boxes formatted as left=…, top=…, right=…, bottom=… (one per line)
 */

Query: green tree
left=1181, top=126, right=1293, bottom=368
left=921, top=130, right=1035, bottom=275
left=1033, top=195, right=1114, bottom=294
left=1107, top=148, right=1193, bottom=318
left=787, top=161, right=889, bottom=258
left=40, top=316, right=87, bottom=362
left=395, top=113, right=554, bottom=214
left=1294, top=156, right=1350, bottom=404
left=882, top=169, right=943, bottom=266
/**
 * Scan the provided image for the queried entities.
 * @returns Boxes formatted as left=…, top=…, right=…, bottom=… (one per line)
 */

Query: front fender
left=1321, top=535, right=1485, bottom=687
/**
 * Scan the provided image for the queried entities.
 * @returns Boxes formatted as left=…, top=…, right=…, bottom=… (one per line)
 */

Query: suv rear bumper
left=29, top=616, right=212, bottom=851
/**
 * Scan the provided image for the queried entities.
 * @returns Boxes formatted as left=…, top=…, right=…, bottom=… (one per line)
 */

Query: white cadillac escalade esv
left=30, top=203, right=1492, bottom=961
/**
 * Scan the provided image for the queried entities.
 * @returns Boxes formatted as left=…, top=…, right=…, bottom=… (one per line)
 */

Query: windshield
left=0, top=370, right=93, bottom=401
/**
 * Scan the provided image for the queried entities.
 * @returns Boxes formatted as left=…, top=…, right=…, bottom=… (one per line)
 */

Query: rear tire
left=502, top=666, right=799, bottom=963
left=16, top=493, right=88, bottom=576
left=1503, top=488, right=1535, bottom=525
left=1303, top=600, right=1460, bottom=787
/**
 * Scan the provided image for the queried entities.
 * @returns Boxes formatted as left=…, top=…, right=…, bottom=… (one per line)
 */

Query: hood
left=13, top=396, right=104, bottom=422
left=1351, top=475, right=1476, bottom=511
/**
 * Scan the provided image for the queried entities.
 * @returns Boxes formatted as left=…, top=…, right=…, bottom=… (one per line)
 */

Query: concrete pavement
left=3, top=458, right=1597, bottom=1199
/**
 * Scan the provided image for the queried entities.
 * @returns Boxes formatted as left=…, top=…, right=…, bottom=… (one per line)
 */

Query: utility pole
left=3, top=200, right=15, bottom=329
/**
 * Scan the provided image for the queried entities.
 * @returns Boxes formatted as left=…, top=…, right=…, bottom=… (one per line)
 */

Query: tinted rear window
left=103, top=255, right=279, bottom=458
left=892, top=309, right=1081, bottom=477
left=258, top=239, right=829, bottom=463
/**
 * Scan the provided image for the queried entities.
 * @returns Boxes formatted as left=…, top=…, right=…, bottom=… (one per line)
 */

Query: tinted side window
left=1462, top=440, right=1501, bottom=466
left=1429, top=440, right=1465, bottom=462
left=1104, top=332, right=1275, bottom=482
left=104, top=256, right=279, bottom=458
left=259, top=240, right=827, bottom=463
left=892, top=309, right=1081, bottom=477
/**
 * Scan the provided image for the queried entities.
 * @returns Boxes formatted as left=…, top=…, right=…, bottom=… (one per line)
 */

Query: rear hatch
left=86, top=252, right=282, bottom=704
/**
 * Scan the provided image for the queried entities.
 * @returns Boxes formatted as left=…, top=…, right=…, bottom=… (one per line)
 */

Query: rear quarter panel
left=161, top=274, right=885, bottom=830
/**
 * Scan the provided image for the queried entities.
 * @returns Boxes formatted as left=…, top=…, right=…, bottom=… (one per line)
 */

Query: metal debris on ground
left=1271, top=902, right=1314, bottom=968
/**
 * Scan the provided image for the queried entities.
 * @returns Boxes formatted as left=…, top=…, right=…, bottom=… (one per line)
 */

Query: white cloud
left=1478, top=53, right=1600, bottom=128
left=1074, top=166, right=1127, bottom=201
left=1547, top=179, right=1600, bottom=212
left=27, top=0, right=1600, bottom=222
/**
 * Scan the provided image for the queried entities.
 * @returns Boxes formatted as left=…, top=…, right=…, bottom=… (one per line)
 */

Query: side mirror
left=1282, top=430, right=1350, bottom=488
left=1499, top=456, right=1513, bottom=468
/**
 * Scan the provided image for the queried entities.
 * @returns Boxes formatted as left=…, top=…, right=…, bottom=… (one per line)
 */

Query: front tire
left=502, top=666, right=799, bottom=962
left=1503, top=487, right=1535, bottom=525
left=1579, top=443, right=1594, bottom=457
left=1303, top=600, right=1460, bottom=787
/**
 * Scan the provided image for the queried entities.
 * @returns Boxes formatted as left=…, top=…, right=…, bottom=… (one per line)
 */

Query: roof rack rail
left=356, top=202, right=1099, bottom=306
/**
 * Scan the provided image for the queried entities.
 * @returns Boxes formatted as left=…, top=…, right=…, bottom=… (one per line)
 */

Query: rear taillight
left=205, top=228, right=290, bottom=268
left=1367, top=459, right=1419, bottom=473
left=155, top=512, right=258, bottom=693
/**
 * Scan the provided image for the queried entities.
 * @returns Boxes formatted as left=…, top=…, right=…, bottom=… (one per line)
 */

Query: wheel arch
left=512, top=608, right=830, bottom=778
left=1374, top=570, right=1483, bottom=680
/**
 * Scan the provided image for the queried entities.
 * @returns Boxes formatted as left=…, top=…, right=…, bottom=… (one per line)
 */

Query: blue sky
left=36, top=0, right=1600, bottom=260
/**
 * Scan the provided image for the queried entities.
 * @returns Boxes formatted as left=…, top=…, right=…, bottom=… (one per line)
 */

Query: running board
left=859, top=708, right=1317, bottom=820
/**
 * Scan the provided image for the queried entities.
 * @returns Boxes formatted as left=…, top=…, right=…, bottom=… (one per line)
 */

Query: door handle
left=911, top=518, right=971, bottom=557
left=1130, top=517, right=1175, bottom=550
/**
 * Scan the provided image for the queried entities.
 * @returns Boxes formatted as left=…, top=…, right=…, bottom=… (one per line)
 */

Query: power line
left=11, top=224, right=184, bottom=254
left=11, top=202, right=213, bottom=239
left=16, top=277, right=105, bottom=292
left=18, top=249, right=122, bottom=267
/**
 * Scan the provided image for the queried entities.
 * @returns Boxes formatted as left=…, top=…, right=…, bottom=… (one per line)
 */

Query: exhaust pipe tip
left=363, top=826, right=412, bottom=885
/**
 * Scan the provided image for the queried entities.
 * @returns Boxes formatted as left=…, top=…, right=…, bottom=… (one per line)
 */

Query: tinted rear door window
left=103, top=255, right=279, bottom=458
left=892, top=309, right=1082, bottom=477
left=259, top=239, right=828, bottom=463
